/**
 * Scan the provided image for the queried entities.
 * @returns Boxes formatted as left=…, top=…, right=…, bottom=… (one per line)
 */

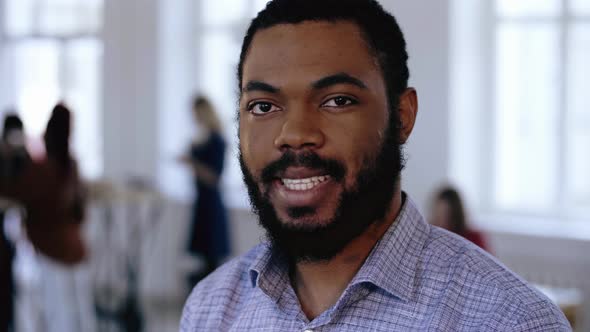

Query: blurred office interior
left=0, top=0, right=589, bottom=331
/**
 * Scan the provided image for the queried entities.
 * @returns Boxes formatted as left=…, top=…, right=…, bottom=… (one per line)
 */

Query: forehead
left=242, top=21, right=382, bottom=89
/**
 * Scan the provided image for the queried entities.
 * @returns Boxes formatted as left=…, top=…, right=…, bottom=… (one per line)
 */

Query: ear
left=398, top=88, right=418, bottom=144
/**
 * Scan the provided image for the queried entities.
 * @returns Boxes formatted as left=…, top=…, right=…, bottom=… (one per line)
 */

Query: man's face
left=239, top=21, right=402, bottom=261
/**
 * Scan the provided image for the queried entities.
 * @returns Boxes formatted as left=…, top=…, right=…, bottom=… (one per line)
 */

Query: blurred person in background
left=430, top=186, right=489, bottom=251
left=180, top=96, right=230, bottom=286
left=0, top=104, right=92, bottom=332
left=0, top=113, right=31, bottom=180
left=0, top=113, right=31, bottom=332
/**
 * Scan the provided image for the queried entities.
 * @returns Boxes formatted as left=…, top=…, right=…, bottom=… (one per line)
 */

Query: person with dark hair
left=0, top=114, right=31, bottom=178
left=2, top=104, right=87, bottom=263
left=0, top=112, right=31, bottom=332
left=180, top=0, right=570, bottom=330
left=180, top=95, right=230, bottom=285
left=0, top=104, right=90, bottom=332
left=430, top=186, right=489, bottom=251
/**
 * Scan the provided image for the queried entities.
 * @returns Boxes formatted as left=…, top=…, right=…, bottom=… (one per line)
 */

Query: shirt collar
left=350, top=195, right=430, bottom=302
left=249, top=242, right=290, bottom=302
left=248, top=194, right=430, bottom=303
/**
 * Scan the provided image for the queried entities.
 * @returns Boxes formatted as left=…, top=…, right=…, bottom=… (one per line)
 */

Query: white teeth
left=281, top=175, right=330, bottom=191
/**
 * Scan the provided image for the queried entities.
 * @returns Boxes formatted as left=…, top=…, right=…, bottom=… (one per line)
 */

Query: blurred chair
left=87, top=179, right=164, bottom=332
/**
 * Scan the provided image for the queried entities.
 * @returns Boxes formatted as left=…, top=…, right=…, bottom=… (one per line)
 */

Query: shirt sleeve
left=512, top=301, right=572, bottom=331
left=179, top=283, right=210, bottom=332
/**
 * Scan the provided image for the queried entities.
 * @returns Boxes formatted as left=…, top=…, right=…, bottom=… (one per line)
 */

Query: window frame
left=451, top=0, right=590, bottom=222
left=0, top=0, right=104, bottom=179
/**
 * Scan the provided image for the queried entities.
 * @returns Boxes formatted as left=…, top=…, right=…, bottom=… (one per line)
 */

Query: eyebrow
left=241, top=72, right=368, bottom=96
left=312, top=72, right=368, bottom=90
left=242, top=81, right=280, bottom=94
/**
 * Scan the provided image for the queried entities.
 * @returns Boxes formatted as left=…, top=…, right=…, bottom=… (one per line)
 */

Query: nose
left=273, top=107, right=325, bottom=151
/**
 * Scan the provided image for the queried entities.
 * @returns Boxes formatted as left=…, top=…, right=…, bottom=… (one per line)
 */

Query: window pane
left=496, top=0, right=561, bottom=17
left=201, top=0, right=248, bottom=26
left=4, top=0, right=36, bottom=36
left=494, top=23, right=560, bottom=211
left=12, top=40, right=61, bottom=140
left=570, top=0, right=590, bottom=15
left=566, top=24, right=590, bottom=208
left=198, top=31, right=240, bottom=131
left=64, top=39, right=103, bottom=179
left=39, top=0, right=103, bottom=35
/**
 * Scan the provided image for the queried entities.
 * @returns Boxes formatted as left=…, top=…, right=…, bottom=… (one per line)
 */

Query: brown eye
left=321, top=96, right=358, bottom=108
left=248, top=102, right=280, bottom=115
left=334, top=97, right=349, bottom=106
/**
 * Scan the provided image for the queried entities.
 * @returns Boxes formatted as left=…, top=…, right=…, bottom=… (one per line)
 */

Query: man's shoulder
left=180, top=244, right=264, bottom=330
left=425, top=227, right=537, bottom=299
left=421, top=227, right=570, bottom=330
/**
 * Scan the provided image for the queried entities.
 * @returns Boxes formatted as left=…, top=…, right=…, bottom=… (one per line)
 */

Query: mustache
left=260, top=151, right=346, bottom=184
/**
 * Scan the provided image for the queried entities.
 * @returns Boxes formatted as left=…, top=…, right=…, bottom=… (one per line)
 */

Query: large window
left=1, top=0, right=103, bottom=179
left=493, top=0, right=590, bottom=216
left=197, top=0, right=269, bottom=207
left=451, top=0, right=590, bottom=220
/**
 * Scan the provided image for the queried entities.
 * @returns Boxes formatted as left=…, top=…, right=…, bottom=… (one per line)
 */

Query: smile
left=281, top=175, right=330, bottom=191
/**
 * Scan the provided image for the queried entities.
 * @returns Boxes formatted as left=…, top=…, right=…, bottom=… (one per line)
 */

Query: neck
left=291, top=189, right=403, bottom=320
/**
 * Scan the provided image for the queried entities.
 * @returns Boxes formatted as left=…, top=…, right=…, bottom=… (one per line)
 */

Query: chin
left=278, top=205, right=338, bottom=229
left=281, top=216, right=334, bottom=231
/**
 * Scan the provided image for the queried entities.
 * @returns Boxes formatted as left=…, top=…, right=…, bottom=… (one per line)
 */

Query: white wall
left=102, top=0, right=202, bottom=202
left=156, top=0, right=201, bottom=201
left=448, top=0, right=491, bottom=211
left=381, top=0, right=451, bottom=212
left=102, top=0, right=160, bottom=183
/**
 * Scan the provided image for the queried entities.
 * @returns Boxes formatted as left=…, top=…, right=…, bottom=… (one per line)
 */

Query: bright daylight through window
left=493, top=0, right=590, bottom=216
left=1, top=0, right=103, bottom=179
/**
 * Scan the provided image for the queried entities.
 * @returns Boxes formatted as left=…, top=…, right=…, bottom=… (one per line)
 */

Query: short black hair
left=2, top=113, right=24, bottom=141
left=238, top=0, right=410, bottom=113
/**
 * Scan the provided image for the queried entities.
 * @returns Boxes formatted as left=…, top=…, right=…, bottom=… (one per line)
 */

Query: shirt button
left=303, top=330, right=314, bottom=332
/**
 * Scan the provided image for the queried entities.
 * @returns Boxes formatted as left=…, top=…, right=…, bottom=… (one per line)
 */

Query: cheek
left=327, top=117, right=385, bottom=186
left=239, top=119, right=279, bottom=175
left=239, top=121, right=255, bottom=170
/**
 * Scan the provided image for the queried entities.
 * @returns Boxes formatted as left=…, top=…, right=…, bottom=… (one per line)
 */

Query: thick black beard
left=239, top=115, right=404, bottom=263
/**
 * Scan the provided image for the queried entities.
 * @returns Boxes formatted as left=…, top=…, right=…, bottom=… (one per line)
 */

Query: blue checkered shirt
left=180, top=196, right=571, bottom=331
